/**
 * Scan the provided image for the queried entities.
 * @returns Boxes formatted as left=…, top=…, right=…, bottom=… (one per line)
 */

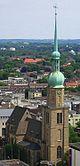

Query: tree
left=4, top=144, right=18, bottom=159
left=69, top=125, right=80, bottom=143
left=42, top=88, right=47, bottom=96
left=76, top=120, right=80, bottom=128
left=37, top=76, right=48, bottom=83
left=57, top=151, right=68, bottom=166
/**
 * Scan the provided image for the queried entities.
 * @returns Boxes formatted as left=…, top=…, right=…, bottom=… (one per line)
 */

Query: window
left=2, top=128, right=6, bottom=136
left=57, top=146, right=62, bottom=159
left=57, top=113, right=62, bottom=124
left=75, top=119, right=78, bottom=121
left=46, top=112, right=49, bottom=123
left=57, top=113, right=59, bottom=123
left=58, top=129, right=61, bottom=141
left=60, top=113, right=62, bottom=123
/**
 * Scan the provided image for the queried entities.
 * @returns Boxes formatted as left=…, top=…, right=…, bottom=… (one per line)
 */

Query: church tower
left=41, top=7, right=68, bottom=166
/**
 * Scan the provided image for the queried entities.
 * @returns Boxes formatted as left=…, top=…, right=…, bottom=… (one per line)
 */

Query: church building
left=41, top=7, right=69, bottom=166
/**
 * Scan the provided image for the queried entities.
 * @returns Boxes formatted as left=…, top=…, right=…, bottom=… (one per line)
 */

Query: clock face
left=57, top=91, right=62, bottom=107
left=57, top=90, right=61, bottom=96
left=56, top=89, right=63, bottom=107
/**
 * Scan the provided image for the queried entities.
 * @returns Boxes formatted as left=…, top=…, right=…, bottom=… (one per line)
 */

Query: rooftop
left=0, top=108, right=13, bottom=117
left=18, top=141, right=41, bottom=150
left=24, top=58, right=44, bottom=64
left=70, top=142, right=80, bottom=151
left=26, top=118, right=42, bottom=140
left=7, top=106, right=27, bottom=134
left=0, top=160, right=29, bottom=166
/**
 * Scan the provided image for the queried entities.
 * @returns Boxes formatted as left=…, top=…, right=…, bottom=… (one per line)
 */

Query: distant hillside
left=0, top=39, right=80, bottom=44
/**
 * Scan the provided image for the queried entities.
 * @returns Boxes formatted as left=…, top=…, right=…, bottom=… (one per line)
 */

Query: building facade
left=0, top=108, right=13, bottom=138
left=28, top=90, right=42, bottom=99
left=69, top=114, right=80, bottom=127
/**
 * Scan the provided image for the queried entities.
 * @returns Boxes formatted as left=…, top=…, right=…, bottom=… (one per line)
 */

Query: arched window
left=57, top=146, right=62, bottom=159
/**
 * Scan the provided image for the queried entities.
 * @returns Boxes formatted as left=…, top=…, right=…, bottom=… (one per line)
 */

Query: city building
left=71, top=101, right=80, bottom=113
left=69, top=114, right=80, bottom=127
left=6, top=106, right=42, bottom=166
left=69, top=143, right=80, bottom=166
left=10, top=47, right=16, bottom=51
left=0, top=108, right=13, bottom=138
left=65, top=81, right=79, bottom=88
left=6, top=106, right=42, bottom=143
left=28, top=90, right=42, bottom=99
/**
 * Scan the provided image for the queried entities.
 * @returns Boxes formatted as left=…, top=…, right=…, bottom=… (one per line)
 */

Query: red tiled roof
left=24, top=58, right=44, bottom=64
left=65, top=81, right=79, bottom=87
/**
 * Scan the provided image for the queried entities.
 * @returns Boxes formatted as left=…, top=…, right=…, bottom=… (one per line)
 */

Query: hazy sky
left=0, top=0, right=80, bottom=39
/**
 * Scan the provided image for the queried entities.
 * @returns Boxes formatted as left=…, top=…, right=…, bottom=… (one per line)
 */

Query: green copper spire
left=54, top=6, right=58, bottom=52
left=48, top=6, right=64, bottom=88
left=52, top=6, right=60, bottom=72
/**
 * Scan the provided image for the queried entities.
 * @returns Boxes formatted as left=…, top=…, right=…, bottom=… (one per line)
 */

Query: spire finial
left=53, top=5, right=57, bottom=15
left=53, top=5, right=58, bottom=51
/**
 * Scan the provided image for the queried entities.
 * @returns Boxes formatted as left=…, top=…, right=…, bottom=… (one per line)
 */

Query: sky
left=0, top=0, right=80, bottom=39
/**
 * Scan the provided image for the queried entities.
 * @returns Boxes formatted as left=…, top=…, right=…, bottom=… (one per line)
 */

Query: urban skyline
left=0, top=0, right=80, bottom=39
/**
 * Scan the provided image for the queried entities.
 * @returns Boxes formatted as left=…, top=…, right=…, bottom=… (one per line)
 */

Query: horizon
left=0, top=38, right=80, bottom=41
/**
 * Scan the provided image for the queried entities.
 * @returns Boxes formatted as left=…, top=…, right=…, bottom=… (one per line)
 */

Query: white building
left=10, top=47, right=16, bottom=51
left=1, top=48, right=7, bottom=51
left=69, top=114, right=80, bottom=127
left=0, top=108, right=13, bottom=138
left=70, top=143, right=80, bottom=166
